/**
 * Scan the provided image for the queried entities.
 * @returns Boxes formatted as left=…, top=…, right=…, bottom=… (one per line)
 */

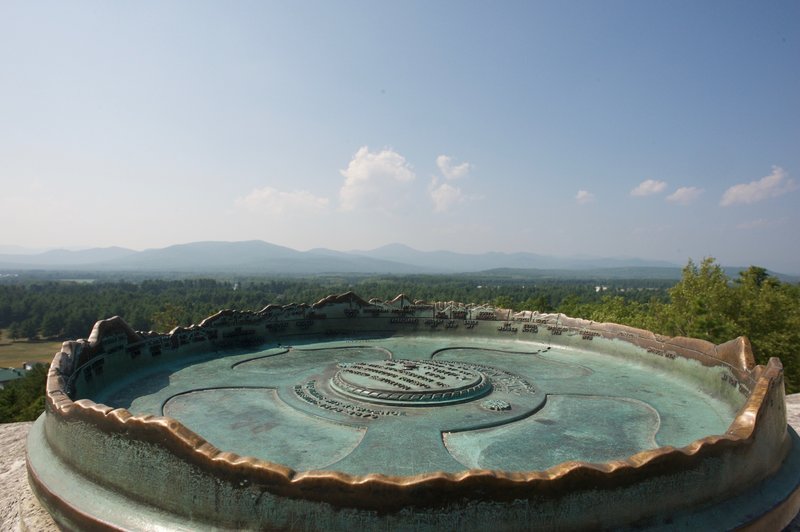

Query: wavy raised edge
left=42, top=294, right=786, bottom=508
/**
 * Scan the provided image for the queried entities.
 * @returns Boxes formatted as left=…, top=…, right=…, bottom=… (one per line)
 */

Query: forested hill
left=1, top=259, right=798, bottom=392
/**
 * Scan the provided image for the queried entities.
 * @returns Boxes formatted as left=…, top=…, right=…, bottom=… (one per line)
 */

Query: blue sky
left=1, top=1, right=798, bottom=272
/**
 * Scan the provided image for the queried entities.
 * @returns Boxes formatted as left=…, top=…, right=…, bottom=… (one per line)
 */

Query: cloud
left=736, top=218, right=785, bottom=230
left=236, top=187, right=329, bottom=215
left=720, top=166, right=796, bottom=206
left=339, top=146, right=416, bottom=210
left=630, top=179, right=667, bottom=197
left=666, top=186, right=703, bottom=205
left=436, top=155, right=472, bottom=180
left=430, top=182, right=464, bottom=212
left=575, top=189, right=595, bottom=204
left=430, top=154, right=474, bottom=212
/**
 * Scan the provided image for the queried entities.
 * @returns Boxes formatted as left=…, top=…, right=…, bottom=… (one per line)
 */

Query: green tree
left=40, top=312, right=63, bottom=338
left=20, top=319, right=39, bottom=341
left=520, top=295, right=554, bottom=313
left=653, top=260, right=800, bottom=393
left=493, top=296, right=514, bottom=309
left=661, top=258, right=737, bottom=342
left=63, top=315, right=88, bottom=339
left=557, top=294, right=589, bottom=318
left=0, top=363, right=48, bottom=422
left=152, top=303, right=186, bottom=333
left=584, top=295, right=656, bottom=330
left=9, top=322, right=20, bottom=342
left=732, top=266, right=800, bottom=392
left=737, top=266, right=771, bottom=289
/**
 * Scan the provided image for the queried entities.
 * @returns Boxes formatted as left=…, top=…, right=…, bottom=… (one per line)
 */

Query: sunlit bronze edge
left=42, top=307, right=786, bottom=505
left=46, top=358, right=778, bottom=481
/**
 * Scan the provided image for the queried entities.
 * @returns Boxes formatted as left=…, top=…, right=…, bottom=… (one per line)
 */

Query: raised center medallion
left=330, top=360, right=491, bottom=406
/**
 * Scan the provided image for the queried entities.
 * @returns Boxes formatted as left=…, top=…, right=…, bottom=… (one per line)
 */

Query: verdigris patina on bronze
left=26, top=292, right=800, bottom=530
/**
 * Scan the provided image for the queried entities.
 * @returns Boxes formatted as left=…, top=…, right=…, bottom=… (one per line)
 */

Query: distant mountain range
left=0, top=240, right=794, bottom=280
left=0, top=241, right=675, bottom=274
left=354, top=243, right=680, bottom=272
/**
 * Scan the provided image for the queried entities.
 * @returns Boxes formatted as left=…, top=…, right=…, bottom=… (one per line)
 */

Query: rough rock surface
left=788, top=394, right=800, bottom=436
left=3, top=396, right=800, bottom=531
left=0, top=422, right=57, bottom=532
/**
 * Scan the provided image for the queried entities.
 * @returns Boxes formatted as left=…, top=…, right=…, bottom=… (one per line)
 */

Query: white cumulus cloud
left=720, top=166, right=796, bottom=206
left=430, top=154, right=474, bottom=212
left=339, top=146, right=416, bottom=211
left=631, top=179, right=667, bottom=197
left=436, top=155, right=472, bottom=180
left=666, top=186, right=703, bottom=205
left=575, top=189, right=595, bottom=205
left=236, top=187, right=329, bottom=215
left=430, top=181, right=464, bottom=212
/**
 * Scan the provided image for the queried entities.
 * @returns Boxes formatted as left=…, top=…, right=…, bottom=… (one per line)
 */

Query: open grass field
left=0, top=330, right=61, bottom=368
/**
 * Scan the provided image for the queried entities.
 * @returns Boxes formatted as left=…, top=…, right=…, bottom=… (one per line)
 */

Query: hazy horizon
left=1, top=3, right=798, bottom=273
left=4, top=239, right=800, bottom=277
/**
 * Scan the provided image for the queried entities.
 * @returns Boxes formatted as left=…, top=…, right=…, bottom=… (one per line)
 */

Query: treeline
left=561, top=260, right=800, bottom=392
left=0, top=276, right=671, bottom=339
left=1, top=259, right=798, bottom=392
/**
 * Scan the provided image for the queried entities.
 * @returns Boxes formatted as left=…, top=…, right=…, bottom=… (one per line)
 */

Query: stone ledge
left=0, top=422, right=57, bottom=531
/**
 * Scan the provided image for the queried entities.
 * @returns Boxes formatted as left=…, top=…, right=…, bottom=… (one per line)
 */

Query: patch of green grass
left=0, top=330, right=62, bottom=368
